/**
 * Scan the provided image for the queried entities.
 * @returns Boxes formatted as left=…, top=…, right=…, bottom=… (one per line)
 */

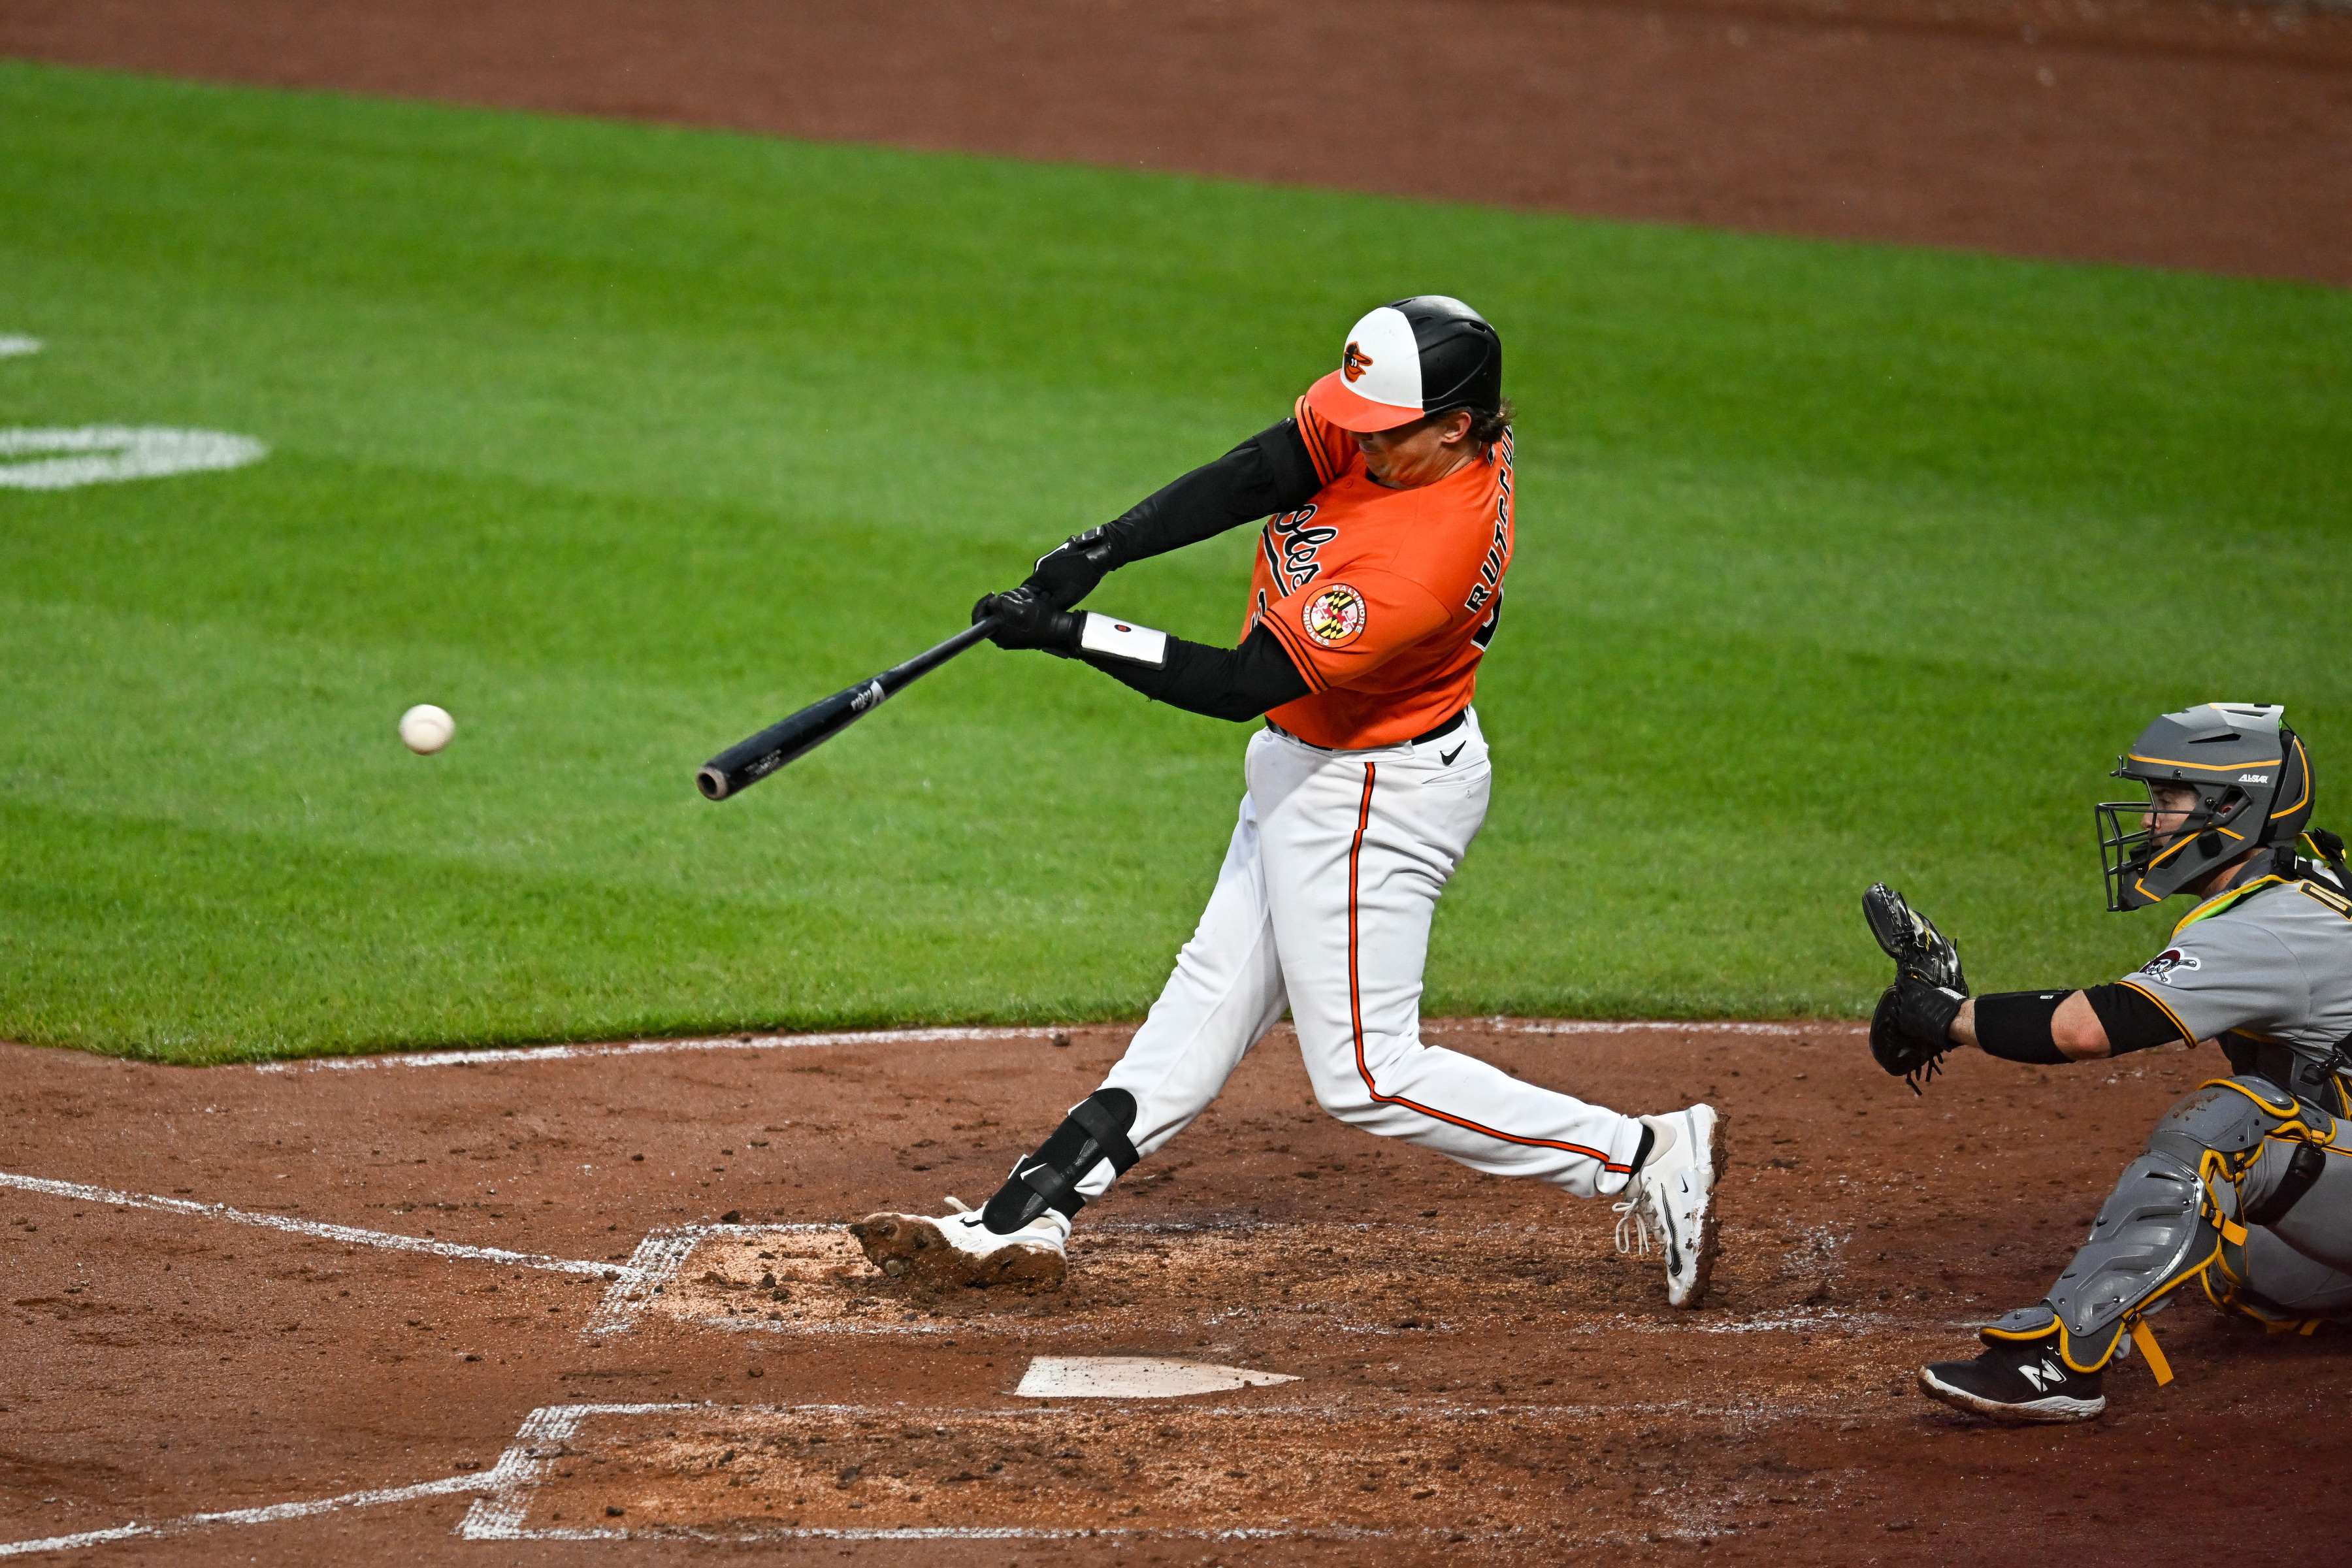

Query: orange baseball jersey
left=1243, top=393, right=1513, bottom=750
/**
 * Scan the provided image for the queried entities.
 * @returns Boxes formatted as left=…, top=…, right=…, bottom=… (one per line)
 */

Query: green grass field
left=2, top=61, right=2347, bottom=1063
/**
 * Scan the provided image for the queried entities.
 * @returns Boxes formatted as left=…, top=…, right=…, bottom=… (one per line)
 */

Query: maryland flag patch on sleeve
left=1301, top=583, right=1367, bottom=649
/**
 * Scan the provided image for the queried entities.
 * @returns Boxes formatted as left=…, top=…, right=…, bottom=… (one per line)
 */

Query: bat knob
left=694, top=766, right=731, bottom=801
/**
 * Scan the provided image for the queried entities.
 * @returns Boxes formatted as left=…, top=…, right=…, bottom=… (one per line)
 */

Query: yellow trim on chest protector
left=2171, top=874, right=2291, bottom=939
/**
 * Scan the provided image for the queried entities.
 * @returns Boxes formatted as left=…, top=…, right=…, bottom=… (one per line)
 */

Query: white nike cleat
left=849, top=1198, right=1070, bottom=1291
left=1612, top=1103, right=1723, bottom=1309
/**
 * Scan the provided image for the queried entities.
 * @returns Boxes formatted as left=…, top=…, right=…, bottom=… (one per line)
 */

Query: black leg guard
left=982, top=1089, right=1141, bottom=1234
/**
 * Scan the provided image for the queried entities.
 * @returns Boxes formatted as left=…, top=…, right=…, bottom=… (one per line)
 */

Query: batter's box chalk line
left=453, top=1400, right=1380, bottom=1546
left=0, top=1385, right=1846, bottom=1556
left=0, top=1405, right=689, bottom=1560
left=0, top=1398, right=1357, bottom=1559
left=584, top=1221, right=826, bottom=1336
left=0, top=1168, right=647, bottom=1288
left=0, top=1169, right=799, bottom=1345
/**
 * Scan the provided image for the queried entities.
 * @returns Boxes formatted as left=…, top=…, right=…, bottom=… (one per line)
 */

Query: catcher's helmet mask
left=2097, top=702, right=2313, bottom=912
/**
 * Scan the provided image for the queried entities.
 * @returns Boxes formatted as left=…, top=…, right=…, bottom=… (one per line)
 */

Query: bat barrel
left=696, top=617, right=1002, bottom=802
left=696, top=681, right=883, bottom=800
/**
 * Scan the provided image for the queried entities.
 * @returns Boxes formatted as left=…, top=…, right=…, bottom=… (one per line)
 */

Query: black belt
left=1265, top=708, right=1467, bottom=751
left=1413, top=710, right=1468, bottom=746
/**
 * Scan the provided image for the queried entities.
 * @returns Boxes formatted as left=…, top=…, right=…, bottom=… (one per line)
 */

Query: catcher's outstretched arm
left=1952, top=985, right=2188, bottom=1063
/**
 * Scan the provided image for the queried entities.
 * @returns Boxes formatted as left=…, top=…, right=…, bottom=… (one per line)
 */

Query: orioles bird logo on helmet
left=1342, top=340, right=1373, bottom=383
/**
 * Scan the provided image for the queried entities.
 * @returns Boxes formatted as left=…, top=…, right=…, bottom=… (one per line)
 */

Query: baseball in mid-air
left=398, top=703, right=455, bottom=755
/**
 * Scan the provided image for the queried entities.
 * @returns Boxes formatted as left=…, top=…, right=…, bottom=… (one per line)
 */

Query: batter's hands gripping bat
left=696, top=618, right=999, bottom=800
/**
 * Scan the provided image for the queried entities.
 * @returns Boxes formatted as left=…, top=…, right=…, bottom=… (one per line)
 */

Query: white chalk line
left=459, top=1402, right=691, bottom=1539
left=0, top=1473, right=487, bottom=1559
left=0, top=1376, right=1868, bottom=1560
left=583, top=1221, right=846, bottom=1337
left=253, top=1019, right=1858, bottom=1075
left=524, top=1523, right=1360, bottom=1543
left=0, top=1169, right=634, bottom=1282
left=1450, top=1019, right=1863, bottom=1038
left=463, top=1395, right=1845, bottom=1545
left=256, top=1024, right=1062, bottom=1073
left=0, top=427, right=267, bottom=490
left=587, top=1226, right=704, bottom=1334
left=0, top=335, right=40, bottom=358
left=0, top=1176, right=1892, bottom=1345
left=0, top=1405, right=690, bottom=1560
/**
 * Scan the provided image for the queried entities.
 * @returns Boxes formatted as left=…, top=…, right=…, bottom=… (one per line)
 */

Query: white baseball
left=399, top=703, right=455, bottom=755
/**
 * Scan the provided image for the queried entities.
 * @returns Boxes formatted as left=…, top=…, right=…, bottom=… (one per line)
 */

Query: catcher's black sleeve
left=1096, top=421, right=1323, bottom=565
left=2084, top=983, right=2191, bottom=1054
left=1972, top=991, right=2070, bottom=1064
left=1079, top=621, right=1311, bottom=722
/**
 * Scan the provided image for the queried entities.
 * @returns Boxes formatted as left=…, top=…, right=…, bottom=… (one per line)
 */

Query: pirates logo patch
left=2139, top=948, right=2202, bottom=985
left=1302, top=583, right=1367, bottom=649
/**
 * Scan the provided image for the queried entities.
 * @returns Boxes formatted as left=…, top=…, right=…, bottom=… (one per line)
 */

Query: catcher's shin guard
left=2010, top=1080, right=2292, bottom=1375
left=982, top=1089, right=1141, bottom=1234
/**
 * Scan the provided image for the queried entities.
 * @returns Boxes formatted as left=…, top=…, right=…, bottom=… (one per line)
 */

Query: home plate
left=1013, top=1356, right=1299, bottom=1399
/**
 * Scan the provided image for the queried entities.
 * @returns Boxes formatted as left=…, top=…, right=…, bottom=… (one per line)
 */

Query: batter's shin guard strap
left=982, top=1089, right=1141, bottom=1234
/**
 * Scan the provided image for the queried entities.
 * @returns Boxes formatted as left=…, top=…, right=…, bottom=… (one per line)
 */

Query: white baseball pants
left=1073, top=711, right=1644, bottom=1208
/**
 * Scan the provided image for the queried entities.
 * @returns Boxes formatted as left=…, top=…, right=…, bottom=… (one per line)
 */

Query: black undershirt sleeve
left=1079, top=621, right=1311, bottom=723
left=2083, top=983, right=2192, bottom=1055
left=1096, top=421, right=1323, bottom=566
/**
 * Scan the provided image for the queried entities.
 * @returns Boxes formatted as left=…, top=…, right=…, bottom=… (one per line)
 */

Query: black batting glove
left=1022, top=525, right=1121, bottom=611
left=973, top=586, right=1082, bottom=655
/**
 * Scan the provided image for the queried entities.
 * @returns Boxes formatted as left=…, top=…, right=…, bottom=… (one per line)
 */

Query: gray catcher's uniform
left=1991, top=859, right=2352, bottom=1375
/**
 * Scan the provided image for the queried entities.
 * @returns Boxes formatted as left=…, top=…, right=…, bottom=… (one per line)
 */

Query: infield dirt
left=6, top=1021, right=2349, bottom=1563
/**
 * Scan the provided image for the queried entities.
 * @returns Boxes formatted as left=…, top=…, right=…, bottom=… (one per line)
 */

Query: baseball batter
left=853, top=297, right=1723, bottom=1307
left=1866, top=702, right=2352, bottom=1422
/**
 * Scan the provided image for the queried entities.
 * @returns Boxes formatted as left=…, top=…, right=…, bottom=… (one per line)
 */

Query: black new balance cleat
left=1919, top=1338, right=2106, bottom=1424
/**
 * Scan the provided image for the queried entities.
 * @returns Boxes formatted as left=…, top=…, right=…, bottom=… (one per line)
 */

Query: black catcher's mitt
left=1863, top=882, right=1969, bottom=1094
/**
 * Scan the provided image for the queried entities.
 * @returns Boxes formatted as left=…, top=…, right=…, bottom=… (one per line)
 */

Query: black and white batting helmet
left=1305, top=296, right=1502, bottom=433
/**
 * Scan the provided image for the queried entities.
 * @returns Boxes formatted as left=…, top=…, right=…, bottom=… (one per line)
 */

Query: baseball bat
left=695, top=618, right=999, bottom=800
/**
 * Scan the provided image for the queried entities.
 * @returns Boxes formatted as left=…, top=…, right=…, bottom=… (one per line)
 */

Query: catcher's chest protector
left=2146, top=876, right=2352, bottom=1041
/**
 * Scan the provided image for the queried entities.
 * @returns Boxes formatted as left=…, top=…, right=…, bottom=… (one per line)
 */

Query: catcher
left=1866, top=701, right=2352, bottom=1422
